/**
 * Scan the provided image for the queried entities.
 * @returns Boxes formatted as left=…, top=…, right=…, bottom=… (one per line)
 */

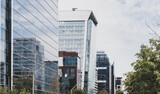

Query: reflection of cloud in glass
left=13, top=0, right=58, bottom=61
left=13, top=0, right=58, bottom=93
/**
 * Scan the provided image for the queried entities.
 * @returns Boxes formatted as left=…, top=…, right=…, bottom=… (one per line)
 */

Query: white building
left=59, top=9, right=98, bottom=94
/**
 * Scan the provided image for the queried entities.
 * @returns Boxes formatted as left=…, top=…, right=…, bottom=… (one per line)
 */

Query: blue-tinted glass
left=63, top=57, right=77, bottom=66
left=0, top=0, right=12, bottom=87
left=12, top=0, right=58, bottom=93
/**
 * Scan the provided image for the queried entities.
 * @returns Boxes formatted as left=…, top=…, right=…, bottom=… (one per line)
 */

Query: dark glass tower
left=111, top=64, right=115, bottom=94
left=0, top=0, right=12, bottom=89
left=96, top=51, right=110, bottom=93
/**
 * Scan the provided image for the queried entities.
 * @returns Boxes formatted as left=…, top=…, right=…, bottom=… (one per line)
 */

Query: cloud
left=59, top=0, right=160, bottom=77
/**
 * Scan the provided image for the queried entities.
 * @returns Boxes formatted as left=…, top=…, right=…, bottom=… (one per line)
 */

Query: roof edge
left=89, top=11, right=98, bottom=26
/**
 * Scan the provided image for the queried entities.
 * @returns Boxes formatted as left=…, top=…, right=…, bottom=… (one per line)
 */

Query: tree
left=67, top=89, right=86, bottom=94
left=116, top=90, right=123, bottom=94
left=124, top=39, right=160, bottom=94
left=0, top=86, right=30, bottom=94
left=49, top=73, right=60, bottom=94
left=0, top=86, right=19, bottom=94
left=14, top=72, right=32, bottom=93
left=98, top=89, right=108, bottom=94
left=9, top=87, right=18, bottom=94
left=19, top=88, right=31, bottom=94
left=0, top=86, right=10, bottom=94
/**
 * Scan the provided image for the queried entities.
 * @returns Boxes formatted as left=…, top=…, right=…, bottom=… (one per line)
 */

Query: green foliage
left=49, top=73, right=60, bottom=94
left=124, top=39, right=160, bottom=94
left=14, top=72, right=32, bottom=93
left=116, top=90, right=123, bottom=94
left=0, top=86, right=30, bottom=94
left=67, top=89, right=86, bottom=94
left=19, top=88, right=31, bottom=94
left=0, top=86, right=19, bottom=94
left=9, top=87, right=18, bottom=94
left=0, top=86, right=9, bottom=94
left=98, top=88, right=108, bottom=94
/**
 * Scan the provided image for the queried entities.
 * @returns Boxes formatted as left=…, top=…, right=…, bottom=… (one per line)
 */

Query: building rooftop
left=59, top=51, right=78, bottom=57
left=97, top=51, right=105, bottom=53
left=13, top=38, right=36, bottom=41
left=97, top=51, right=109, bottom=56
left=115, top=77, right=122, bottom=79
left=59, top=10, right=98, bottom=26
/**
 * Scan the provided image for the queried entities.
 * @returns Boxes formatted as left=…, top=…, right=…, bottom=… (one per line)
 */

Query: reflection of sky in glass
left=59, top=21, right=85, bottom=59
left=13, top=0, right=58, bottom=93
left=59, top=19, right=97, bottom=93
left=0, top=0, right=12, bottom=87
left=86, top=20, right=96, bottom=94
left=13, top=0, right=58, bottom=61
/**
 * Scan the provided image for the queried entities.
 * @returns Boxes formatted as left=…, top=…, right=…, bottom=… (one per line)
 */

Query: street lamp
left=71, top=56, right=82, bottom=94
left=32, top=61, right=52, bottom=94
left=77, top=56, right=82, bottom=89
left=71, top=82, right=80, bottom=94
left=70, top=81, right=84, bottom=94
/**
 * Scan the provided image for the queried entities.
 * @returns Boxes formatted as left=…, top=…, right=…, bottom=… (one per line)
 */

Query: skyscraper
left=59, top=9, right=98, bottom=94
left=0, top=0, right=59, bottom=92
left=13, top=38, right=59, bottom=93
left=0, top=0, right=12, bottom=89
left=96, top=51, right=110, bottom=93
left=13, top=0, right=58, bottom=93
left=111, top=64, right=115, bottom=94
left=13, top=38, right=45, bottom=93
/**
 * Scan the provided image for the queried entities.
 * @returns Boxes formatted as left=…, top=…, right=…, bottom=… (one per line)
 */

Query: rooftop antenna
left=72, top=8, right=78, bottom=11
left=113, top=56, right=115, bottom=65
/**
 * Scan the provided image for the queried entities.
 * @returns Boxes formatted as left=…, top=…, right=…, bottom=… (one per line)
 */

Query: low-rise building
left=115, top=77, right=122, bottom=91
left=58, top=51, right=81, bottom=94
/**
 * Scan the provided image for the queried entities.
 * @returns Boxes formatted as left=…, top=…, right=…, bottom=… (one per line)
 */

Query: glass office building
left=59, top=10, right=98, bottom=94
left=13, top=38, right=45, bottom=93
left=96, top=51, right=110, bottom=93
left=44, top=61, right=58, bottom=93
left=111, top=64, right=115, bottom=94
left=58, top=51, right=80, bottom=94
left=12, top=0, right=58, bottom=93
left=0, top=0, right=58, bottom=92
left=0, top=0, right=12, bottom=89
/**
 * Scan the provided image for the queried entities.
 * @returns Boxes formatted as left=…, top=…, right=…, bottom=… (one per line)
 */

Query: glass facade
left=115, top=77, right=122, bottom=91
left=86, top=19, right=97, bottom=94
left=59, top=56, right=78, bottom=94
left=0, top=0, right=12, bottom=88
left=12, top=0, right=58, bottom=93
left=96, top=52, right=110, bottom=93
left=44, top=61, right=58, bottom=93
left=59, top=21, right=86, bottom=89
left=59, top=11, right=97, bottom=94
left=59, top=21, right=85, bottom=59
left=111, top=64, right=115, bottom=94
left=13, top=38, right=45, bottom=93
left=63, top=57, right=77, bottom=66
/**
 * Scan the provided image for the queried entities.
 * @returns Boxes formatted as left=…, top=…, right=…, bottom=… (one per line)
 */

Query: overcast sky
left=59, top=0, right=160, bottom=77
